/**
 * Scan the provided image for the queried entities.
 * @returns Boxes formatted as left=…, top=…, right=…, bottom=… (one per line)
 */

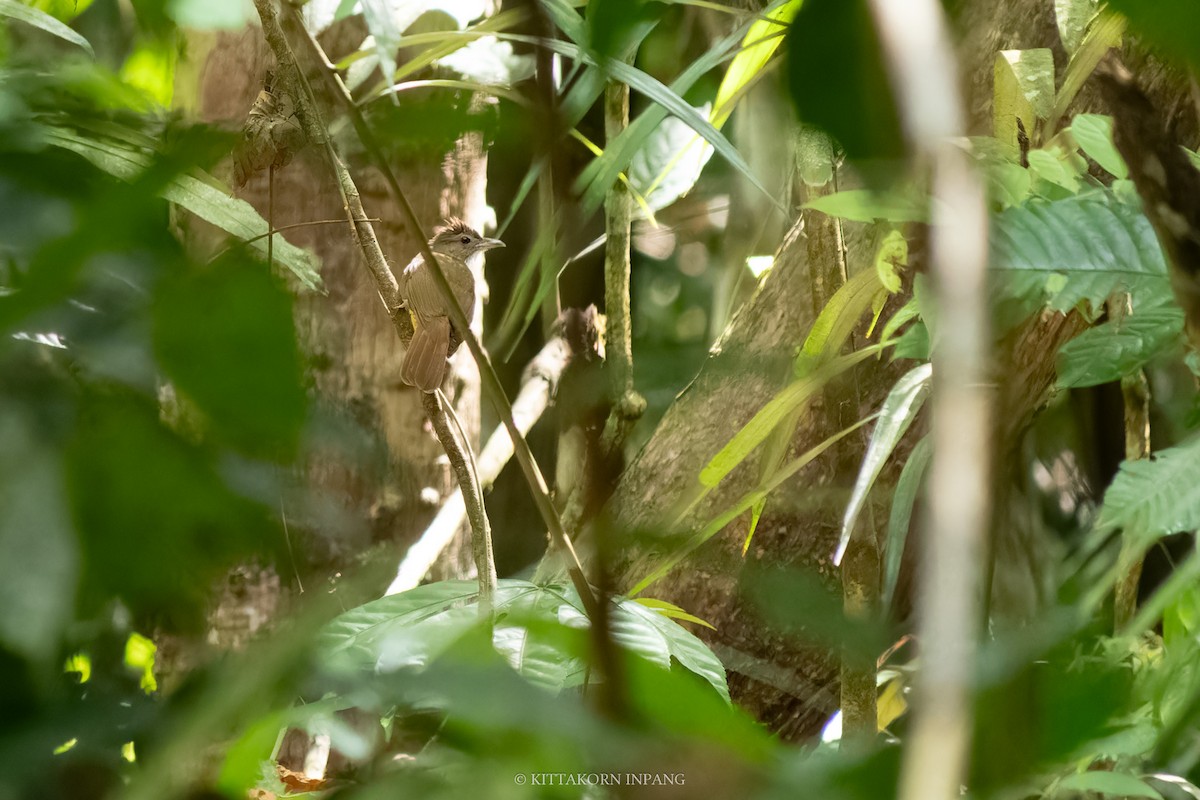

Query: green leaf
left=0, top=0, right=93, bottom=56
left=883, top=434, right=930, bottom=609
left=1163, top=584, right=1200, bottom=647
left=786, top=0, right=904, bottom=162
left=586, top=0, right=664, bottom=61
left=1055, top=0, right=1098, bottom=54
left=166, top=0, right=254, bottom=30
left=874, top=230, right=906, bottom=293
left=321, top=580, right=730, bottom=699
left=1056, top=303, right=1184, bottom=388
left=803, top=189, right=928, bottom=223
left=0, top=406, right=77, bottom=662
left=626, top=102, right=715, bottom=211
left=989, top=191, right=1170, bottom=315
left=635, top=598, right=716, bottom=631
left=1070, top=114, right=1128, bottom=179
left=1055, top=772, right=1163, bottom=799
left=711, top=0, right=800, bottom=127
left=698, top=346, right=885, bottom=489
left=618, top=597, right=729, bottom=702
left=835, top=363, right=931, bottom=564
left=41, top=126, right=322, bottom=291
left=546, top=35, right=780, bottom=215
left=1095, top=435, right=1200, bottom=549
left=880, top=297, right=919, bottom=343
left=66, top=395, right=277, bottom=626
left=1107, top=0, right=1200, bottom=72
left=1027, top=146, right=1085, bottom=192
left=794, top=266, right=888, bottom=376
left=1051, top=11, right=1125, bottom=127
left=360, top=0, right=403, bottom=103
left=153, top=258, right=307, bottom=456
left=573, top=12, right=754, bottom=214
left=994, top=49, right=1054, bottom=150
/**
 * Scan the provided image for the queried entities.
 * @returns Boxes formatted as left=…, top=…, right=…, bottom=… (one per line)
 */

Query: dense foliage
left=6, top=1, right=1200, bottom=799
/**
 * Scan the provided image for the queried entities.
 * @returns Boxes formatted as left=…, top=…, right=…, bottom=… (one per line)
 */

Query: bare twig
left=388, top=336, right=570, bottom=595
left=1109, top=295, right=1150, bottom=631
left=208, top=218, right=381, bottom=263
left=865, top=2, right=991, bottom=800
left=423, top=390, right=496, bottom=612
left=287, top=8, right=598, bottom=616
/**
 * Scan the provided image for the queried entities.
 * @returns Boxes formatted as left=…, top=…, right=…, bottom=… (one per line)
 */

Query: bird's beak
left=480, top=238, right=505, bottom=251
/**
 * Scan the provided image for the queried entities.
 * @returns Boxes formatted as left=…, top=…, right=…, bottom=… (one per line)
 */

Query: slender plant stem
left=389, top=336, right=571, bottom=595
left=600, top=70, right=646, bottom=459
left=1112, top=295, right=1150, bottom=630
left=866, top=2, right=992, bottom=800
left=424, top=390, right=496, bottom=613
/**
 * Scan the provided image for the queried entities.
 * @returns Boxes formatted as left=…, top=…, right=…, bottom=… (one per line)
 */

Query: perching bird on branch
left=398, top=219, right=504, bottom=392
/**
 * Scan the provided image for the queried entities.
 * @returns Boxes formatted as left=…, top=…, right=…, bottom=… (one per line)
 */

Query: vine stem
left=865, top=2, right=992, bottom=800
left=600, top=71, right=646, bottom=460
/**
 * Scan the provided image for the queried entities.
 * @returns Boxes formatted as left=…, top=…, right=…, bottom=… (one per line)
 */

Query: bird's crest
left=431, top=218, right=476, bottom=241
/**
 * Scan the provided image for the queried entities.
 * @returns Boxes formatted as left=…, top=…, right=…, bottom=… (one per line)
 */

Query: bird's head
left=429, top=218, right=505, bottom=262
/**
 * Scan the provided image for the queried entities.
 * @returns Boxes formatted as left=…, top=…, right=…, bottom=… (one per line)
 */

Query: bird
left=398, top=219, right=504, bottom=392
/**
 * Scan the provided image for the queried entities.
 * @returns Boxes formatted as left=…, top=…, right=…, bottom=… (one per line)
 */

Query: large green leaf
left=1107, top=0, right=1200, bottom=72
left=0, top=405, right=76, bottom=662
left=1055, top=0, right=1099, bottom=54
left=153, top=257, right=308, bottom=456
left=711, top=0, right=800, bottom=128
left=698, top=345, right=885, bottom=489
left=531, top=38, right=778, bottom=214
left=1056, top=302, right=1184, bottom=388
left=1055, top=772, right=1163, bottom=799
left=1095, top=435, right=1200, bottom=549
left=1070, top=114, right=1128, bottom=179
left=626, top=102, right=715, bottom=211
left=836, top=362, right=931, bottom=565
left=66, top=394, right=278, bottom=626
left=0, top=0, right=93, bottom=56
left=989, top=190, right=1171, bottom=315
left=883, top=434, right=930, bottom=609
left=803, top=189, right=928, bottom=223
left=41, top=127, right=322, bottom=291
left=572, top=8, right=772, bottom=215
left=320, top=579, right=730, bottom=700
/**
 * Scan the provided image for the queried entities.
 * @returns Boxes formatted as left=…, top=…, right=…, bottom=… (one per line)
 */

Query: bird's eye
left=460, top=236, right=470, bottom=244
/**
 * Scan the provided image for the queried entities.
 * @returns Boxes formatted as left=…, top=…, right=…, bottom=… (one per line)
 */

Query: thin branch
left=423, top=389, right=496, bottom=612
left=866, top=2, right=992, bottom=800
left=288, top=7, right=599, bottom=617
left=1110, top=294, right=1150, bottom=631
left=388, top=336, right=571, bottom=595
left=600, top=68, right=646, bottom=461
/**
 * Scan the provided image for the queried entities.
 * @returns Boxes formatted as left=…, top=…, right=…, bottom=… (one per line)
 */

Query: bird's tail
left=401, top=316, right=450, bottom=392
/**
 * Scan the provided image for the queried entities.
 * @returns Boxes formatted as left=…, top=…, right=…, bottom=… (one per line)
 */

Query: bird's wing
left=401, top=257, right=445, bottom=323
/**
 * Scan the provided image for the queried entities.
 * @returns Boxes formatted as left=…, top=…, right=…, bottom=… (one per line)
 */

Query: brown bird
left=398, top=219, right=504, bottom=392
